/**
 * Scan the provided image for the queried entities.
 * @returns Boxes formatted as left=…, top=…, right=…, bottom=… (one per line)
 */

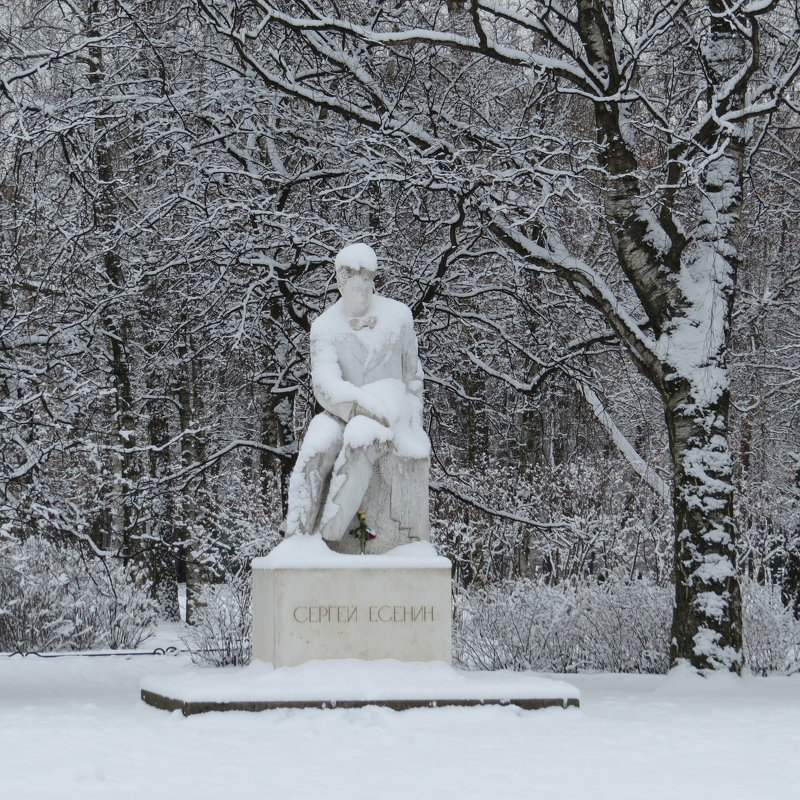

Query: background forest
left=1, top=0, right=799, bottom=673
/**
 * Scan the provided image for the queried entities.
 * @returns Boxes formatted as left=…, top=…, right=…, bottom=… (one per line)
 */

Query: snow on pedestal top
left=253, top=534, right=449, bottom=570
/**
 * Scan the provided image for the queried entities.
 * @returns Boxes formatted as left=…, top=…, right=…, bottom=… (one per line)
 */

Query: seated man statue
left=285, top=243, right=430, bottom=551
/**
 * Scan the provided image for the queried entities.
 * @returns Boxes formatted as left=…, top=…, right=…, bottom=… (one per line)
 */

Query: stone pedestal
left=251, top=536, right=451, bottom=667
left=143, top=537, right=579, bottom=715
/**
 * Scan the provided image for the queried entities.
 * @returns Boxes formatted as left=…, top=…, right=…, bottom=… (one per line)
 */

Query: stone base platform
left=140, top=659, right=580, bottom=716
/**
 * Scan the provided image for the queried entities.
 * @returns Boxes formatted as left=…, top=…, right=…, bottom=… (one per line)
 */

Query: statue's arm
left=310, top=328, right=389, bottom=426
left=310, top=331, right=358, bottom=422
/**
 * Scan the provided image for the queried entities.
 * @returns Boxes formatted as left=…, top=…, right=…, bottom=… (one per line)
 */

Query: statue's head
left=334, top=243, right=378, bottom=317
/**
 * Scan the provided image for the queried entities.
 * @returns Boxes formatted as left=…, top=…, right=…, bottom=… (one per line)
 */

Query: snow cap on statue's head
left=334, top=243, right=378, bottom=275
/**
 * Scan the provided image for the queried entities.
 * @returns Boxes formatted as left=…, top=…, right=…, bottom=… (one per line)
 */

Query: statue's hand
left=353, top=401, right=390, bottom=428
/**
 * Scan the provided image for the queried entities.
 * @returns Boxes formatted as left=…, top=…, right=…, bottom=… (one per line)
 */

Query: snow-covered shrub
left=742, top=577, right=800, bottom=675
left=453, top=575, right=672, bottom=673
left=454, top=575, right=800, bottom=674
left=179, top=483, right=280, bottom=667
left=575, top=579, right=671, bottom=673
left=0, top=536, right=96, bottom=652
left=0, top=534, right=156, bottom=652
left=93, top=567, right=159, bottom=650
left=181, top=569, right=251, bottom=666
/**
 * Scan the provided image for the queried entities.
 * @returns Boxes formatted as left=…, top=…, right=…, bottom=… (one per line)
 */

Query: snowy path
left=1, top=655, right=798, bottom=800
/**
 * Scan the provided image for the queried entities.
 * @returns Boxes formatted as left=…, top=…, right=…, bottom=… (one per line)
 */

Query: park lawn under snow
left=2, top=643, right=798, bottom=800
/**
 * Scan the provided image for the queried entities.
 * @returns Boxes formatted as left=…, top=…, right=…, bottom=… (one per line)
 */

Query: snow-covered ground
left=2, top=643, right=798, bottom=800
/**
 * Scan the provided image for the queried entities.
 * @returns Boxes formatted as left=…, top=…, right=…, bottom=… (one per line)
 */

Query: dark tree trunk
left=260, top=388, right=294, bottom=515
left=86, top=2, right=140, bottom=555
left=174, top=332, right=217, bottom=625
left=144, top=386, right=180, bottom=620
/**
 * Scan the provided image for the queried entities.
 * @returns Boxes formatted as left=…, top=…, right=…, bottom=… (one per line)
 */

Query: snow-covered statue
left=285, top=243, right=430, bottom=554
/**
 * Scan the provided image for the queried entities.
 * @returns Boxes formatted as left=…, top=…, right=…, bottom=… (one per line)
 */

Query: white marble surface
left=285, top=243, right=430, bottom=552
left=252, top=542, right=452, bottom=667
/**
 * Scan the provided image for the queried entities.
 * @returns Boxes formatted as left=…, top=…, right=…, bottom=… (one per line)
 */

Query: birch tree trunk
left=86, top=1, right=141, bottom=555
left=666, top=380, right=742, bottom=667
left=573, top=0, right=750, bottom=670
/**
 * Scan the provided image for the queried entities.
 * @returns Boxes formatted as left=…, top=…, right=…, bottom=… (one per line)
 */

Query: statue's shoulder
left=310, top=301, right=344, bottom=337
left=373, top=294, right=413, bottom=326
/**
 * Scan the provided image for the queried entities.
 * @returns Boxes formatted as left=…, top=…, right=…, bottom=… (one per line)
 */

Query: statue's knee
left=344, top=439, right=389, bottom=466
left=343, top=417, right=392, bottom=452
left=300, top=417, right=343, bottom=467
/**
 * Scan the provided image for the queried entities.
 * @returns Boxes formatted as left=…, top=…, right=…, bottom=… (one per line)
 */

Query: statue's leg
left=318, top=419, right=391, bottom=542
left=285, top=413, right=343, bottom=536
